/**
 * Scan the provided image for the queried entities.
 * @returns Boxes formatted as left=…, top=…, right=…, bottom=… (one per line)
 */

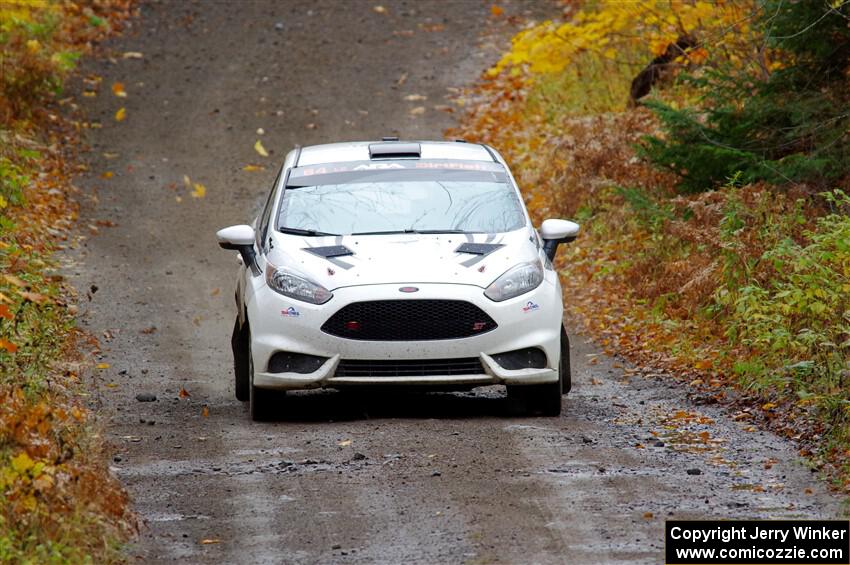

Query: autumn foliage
left=1, top=0, right=136, bottom=561
left=453, top=0, right=850, bottom=488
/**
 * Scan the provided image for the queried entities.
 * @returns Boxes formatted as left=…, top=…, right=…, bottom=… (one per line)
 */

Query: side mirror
left=540, top=219, right=580, bottom=261
left=217, top=225, right=259, bottom=275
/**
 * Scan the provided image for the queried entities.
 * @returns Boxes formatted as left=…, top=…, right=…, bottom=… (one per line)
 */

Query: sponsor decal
left=522, top=301, right=540, bottom=313
left=280, top=306, right=301, bottom=317
left=399, top=286, right=419, bottom=293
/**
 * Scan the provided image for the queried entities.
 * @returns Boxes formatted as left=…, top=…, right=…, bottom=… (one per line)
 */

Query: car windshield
left=277, top=165, right=526, bottom=235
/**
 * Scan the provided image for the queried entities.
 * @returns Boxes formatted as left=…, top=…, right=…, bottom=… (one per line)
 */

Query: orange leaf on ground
left=491, top=5, right=504, bottom=16
left=111, top=82, right=127, bottom=97
left=179, top=387, right=191, bottom=399
left=115, top=107, right=126, bottom=121
left=0, top=339, right=18, bottom=353
left=0, top=304, right=13, bottom=319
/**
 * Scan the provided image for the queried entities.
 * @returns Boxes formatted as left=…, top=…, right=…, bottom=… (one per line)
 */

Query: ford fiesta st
left=217, top=139, right=580, bottom=420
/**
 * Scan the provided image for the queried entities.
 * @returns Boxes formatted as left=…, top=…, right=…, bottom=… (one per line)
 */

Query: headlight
left=484, top=261, right=544, bottom=302
left=265, top=263, right=333, bottom=304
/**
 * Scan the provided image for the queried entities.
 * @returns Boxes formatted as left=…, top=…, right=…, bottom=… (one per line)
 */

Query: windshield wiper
left=410, top=229, right=470, bottom=234
left=279, top=227, right=339, bottom=237
left=350, top=229, right=417, bottom=236
left=350, top=229, right=472, bottom=236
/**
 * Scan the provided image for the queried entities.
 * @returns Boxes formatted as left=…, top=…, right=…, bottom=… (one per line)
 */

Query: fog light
left=345, top=320, right=361, bottom=331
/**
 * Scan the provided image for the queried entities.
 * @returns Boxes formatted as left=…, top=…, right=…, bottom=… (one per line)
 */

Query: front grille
left=335, top=358, right=485, bottom=378
left=321, top=299, right=497, bottom=341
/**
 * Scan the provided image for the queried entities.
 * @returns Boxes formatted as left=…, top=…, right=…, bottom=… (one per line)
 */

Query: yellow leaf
left=200, top=539, right=221, bottom=545
left=123, top=51, right=144, bottom=59
left=242, top=164, right=264, bottom=172
left=111, top=82, right=127, bottom=97
left=11, top=452, right=34, bottom=474
left=191, top=183, right=206, bottom=199
left=338, top=439, right=352, bottom=447
left=254, top=140, right=269, bottom=157
left=26, top=39, right=40, bottom=53
left=0, top=195, right=7, bottom=208
left=96, top=363, right=110, bottom=370
left=101, top=171, right=114, bottom=179
left=761, top=402, right=777, bottom=411
left=115, top=107, right=127, bottom=122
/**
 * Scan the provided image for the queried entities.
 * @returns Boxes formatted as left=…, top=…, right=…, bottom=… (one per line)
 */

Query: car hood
left=266, top=228, right=540, bottom=290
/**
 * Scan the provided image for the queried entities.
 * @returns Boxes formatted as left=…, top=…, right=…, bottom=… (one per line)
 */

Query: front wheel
left=248, top=337, right=279, bottom=421
left=506, top=381, right=562, bottom=417
left=561, top=326, right=572, bottom=395
left=231, top=318, right=249, bottom=401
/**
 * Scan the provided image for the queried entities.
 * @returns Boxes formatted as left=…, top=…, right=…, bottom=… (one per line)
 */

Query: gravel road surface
left=66, top=1, right=843, bottom=563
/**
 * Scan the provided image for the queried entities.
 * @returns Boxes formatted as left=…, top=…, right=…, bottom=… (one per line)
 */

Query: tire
left=231, top=318, right=249, bottom=401
left=561, top=325, right=572, bottom=395
left=248, top=336, right=279, bottom=421
left=506, top=381, right=562, bottom=417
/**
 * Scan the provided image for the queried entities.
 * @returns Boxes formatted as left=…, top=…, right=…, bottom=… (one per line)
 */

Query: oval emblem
left=399, top=286, right=419, bottom=293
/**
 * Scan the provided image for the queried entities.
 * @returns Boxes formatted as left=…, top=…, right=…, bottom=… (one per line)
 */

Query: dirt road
left=65, top=1, right=843, bottom=563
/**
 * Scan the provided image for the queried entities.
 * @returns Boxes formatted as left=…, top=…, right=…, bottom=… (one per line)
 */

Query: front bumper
left=247, top=281, right=563, bottom=390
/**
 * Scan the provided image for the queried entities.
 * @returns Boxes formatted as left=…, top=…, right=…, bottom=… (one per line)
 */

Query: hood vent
left=455, top=242, right=504, bottom=256
left=303, top=245, right=354, bottom=258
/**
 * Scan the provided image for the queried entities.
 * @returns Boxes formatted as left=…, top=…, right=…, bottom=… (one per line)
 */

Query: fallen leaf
left=373, top=5, right=386, bottom=13
left=491, top=4, right=504, bottom=16
left=404, top=94, right=427, bottom=101
left=0, top=338, right=18, bottom=353
left=179, top=387, right=190, bottom=399
left=115, top=107, right=126, bottom=121
left=254, top=140, right=269, bottom=157
left=101, top=171, right=114, bottom=179
left=242, top=164, right=264, bottom=172
left=202, top=406, right=209, bottom=418
left=200, top=539, right=220, bottom=545
left=0, top=304, right=13, bottom=319
left=761, top=402, right=777, bottom=410
left=96, top=363, right=110, bottom=370
left=140, top=326, right=157, bottom=334
left=643, top=511, right=653, bottom=519
left=409, top=106, right=426, bottom=116
left=20, top=291, right=50, bottom=304
left=123, top=51, right=144, bottom=59
left=210, top=288, right=220, bottom=296
left=338, top=439, right=352, bottom=447
left=191, top=183, right=206, bottom=198
left=111, top=82, right=127, bottom=97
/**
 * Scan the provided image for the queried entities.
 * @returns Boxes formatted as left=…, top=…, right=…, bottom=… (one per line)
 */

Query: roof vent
left=369, top=142, right=421, bottom=160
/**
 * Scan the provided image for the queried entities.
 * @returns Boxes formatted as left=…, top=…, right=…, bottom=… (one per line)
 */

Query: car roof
left=296, top=140, right=495, bottom=167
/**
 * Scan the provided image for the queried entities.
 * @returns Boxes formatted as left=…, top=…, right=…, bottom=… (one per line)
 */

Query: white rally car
left=217, top=139, right=579, bottom=420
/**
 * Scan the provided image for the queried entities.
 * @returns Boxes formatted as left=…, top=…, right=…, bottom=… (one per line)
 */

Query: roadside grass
left=452, top=2, right=850, bottom=490
left=1, top=1, right=136, bottom=561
